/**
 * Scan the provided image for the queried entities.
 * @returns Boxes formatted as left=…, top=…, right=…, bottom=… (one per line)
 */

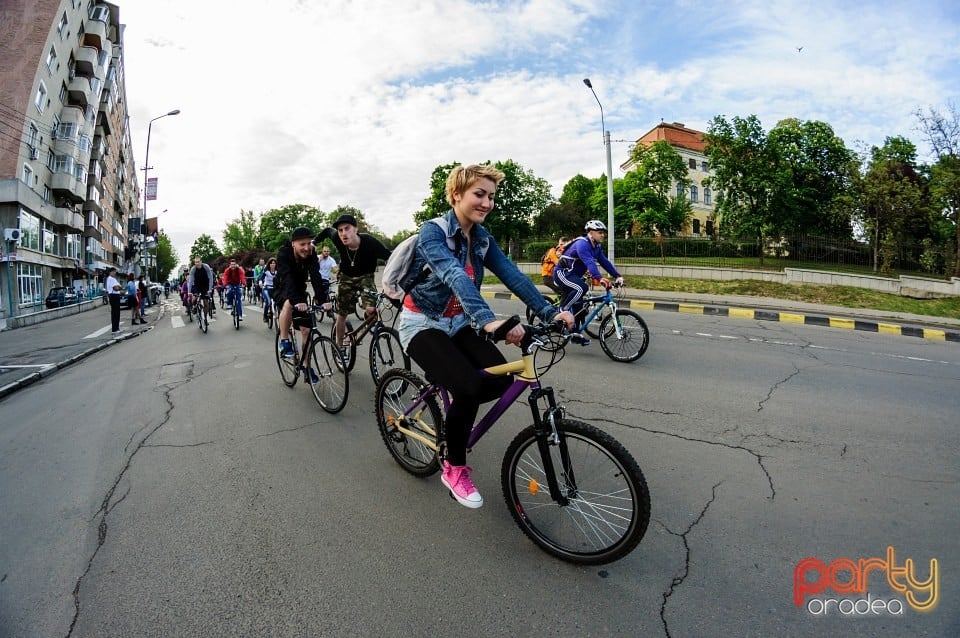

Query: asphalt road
left=0, top=296, right=957, bottom=637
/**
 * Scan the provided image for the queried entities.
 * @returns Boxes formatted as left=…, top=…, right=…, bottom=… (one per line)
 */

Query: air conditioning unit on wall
left=4, top=228, right=22, bottom=242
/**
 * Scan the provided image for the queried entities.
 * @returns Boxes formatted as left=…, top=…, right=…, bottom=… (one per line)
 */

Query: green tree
left=190, top=234, right=222, bottom=263
left=414, top=162, right=461, bottom=226
left=222, top=209, right=261, bottom=254
left=484, top=159, right=553, bottom=258
left=258, top=204, right=326, bottom=251
left=704, top=114, right=778, bottom=263
left=855, top=138, right=926, bottom=272
left=155, top=231, right=179, bottom=282
left=766, top=118, right=857, bottom=238
left=623, top=140, right=690, bottom=237
left=916, top=102, right=960, bottom=276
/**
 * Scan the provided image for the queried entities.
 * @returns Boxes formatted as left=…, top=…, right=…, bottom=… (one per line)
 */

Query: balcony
left=51, top=172, right=85, bottom=204
left=74, top=46, right=98, bottom=75
left=83, top=223, right=102, bottom=242
left=90, top=136, right=105, bottom=160
left=69, top=211, right=85, bottom=233
left=67, top=76, right=93, bottom=109
left=84, top=185, right=103, bottom=216
left=82, top=15, right=108, bottom=52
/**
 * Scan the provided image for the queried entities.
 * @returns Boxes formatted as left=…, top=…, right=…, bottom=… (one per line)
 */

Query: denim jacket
left=408, top=210, right=555, bottom=326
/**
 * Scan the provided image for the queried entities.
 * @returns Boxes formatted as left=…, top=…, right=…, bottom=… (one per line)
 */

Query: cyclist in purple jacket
left=553, top=220, right=624, bottom=326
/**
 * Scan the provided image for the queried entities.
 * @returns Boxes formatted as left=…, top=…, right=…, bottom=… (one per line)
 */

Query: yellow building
left=620, top=121, right=717, bottom=237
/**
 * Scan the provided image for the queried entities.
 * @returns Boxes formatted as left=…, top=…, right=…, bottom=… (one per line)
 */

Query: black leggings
left=406, top=326, right=512, bottom=466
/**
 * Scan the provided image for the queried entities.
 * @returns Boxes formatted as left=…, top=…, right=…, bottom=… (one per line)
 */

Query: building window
left=676, top=182, right=684, bottom=197
left=690, top=185, right=698, bottom=203
left=46, top=46, right=57, bottom=72
left=706, top=219, right=715, bottom=236
left=18, top=210, right=41, bottom=251
left=66, top=233, right=82, bottom=259
left=43, top=227, right=57, bottom=255
left=693, top=218, right=701, bottom=235
left=59, top=81, right=68, bottom=103
left=688, top=158, right=696, bottom=169
left=17, top=263, right=44, bottom=306
left=58, top=12, right=69, bottom=39
left=43, top=185, right=52, bottom=202
left=704, top=187, right=712, bottom=206
left=53, top=155, right=74, bottom=174
left=34, top=82, right=48, bottom=113
left=22, top=164, right=33, bottom=186
left=701, top=160, right=708, bottom=172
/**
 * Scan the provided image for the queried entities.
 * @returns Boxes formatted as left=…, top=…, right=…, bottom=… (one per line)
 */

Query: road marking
left=0, top=364, right=55, bottom=369
left=171, top=316, right=185, bottom=328
left=84, top=325, right=112, bottom=339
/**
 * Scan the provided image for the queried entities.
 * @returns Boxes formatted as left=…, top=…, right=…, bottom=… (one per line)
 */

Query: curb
left=0, top=326, right=153, bottom=401
left=480, top=291, right=960, bottom=343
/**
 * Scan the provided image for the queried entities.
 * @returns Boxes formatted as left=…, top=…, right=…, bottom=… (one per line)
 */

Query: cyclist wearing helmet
left=553, top=220, right=624, bottom=326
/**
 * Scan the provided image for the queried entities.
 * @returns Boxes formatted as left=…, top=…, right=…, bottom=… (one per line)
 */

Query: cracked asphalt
left=0, top=293, right=957, bottom=637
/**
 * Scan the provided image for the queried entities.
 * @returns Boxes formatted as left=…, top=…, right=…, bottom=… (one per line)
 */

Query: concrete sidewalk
left=0, top=301, right=155, bottom=400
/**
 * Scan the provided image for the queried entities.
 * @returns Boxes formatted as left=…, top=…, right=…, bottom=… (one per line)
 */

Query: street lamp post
left=141, top=109, right=180, bottom=279
left=583, top=78, right=615, bottom=262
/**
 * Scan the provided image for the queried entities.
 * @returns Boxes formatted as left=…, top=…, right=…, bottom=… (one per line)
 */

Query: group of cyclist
left=180, top=164, right=623, bottom=509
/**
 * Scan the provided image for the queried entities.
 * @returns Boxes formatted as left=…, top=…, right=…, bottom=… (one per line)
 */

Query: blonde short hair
left=445, top=164, right=506, bottom=207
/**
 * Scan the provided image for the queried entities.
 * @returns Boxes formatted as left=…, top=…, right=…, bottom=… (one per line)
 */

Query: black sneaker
left=569, top=334, right=590, bottom=347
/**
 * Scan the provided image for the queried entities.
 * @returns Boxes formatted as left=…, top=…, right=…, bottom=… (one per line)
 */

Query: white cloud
left=117, top=0, right=960, bottom=267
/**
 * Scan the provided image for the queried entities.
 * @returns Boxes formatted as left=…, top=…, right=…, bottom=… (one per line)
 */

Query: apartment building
left=621, top=121, right=717, bottom=237
left=0, top=0, right=139, bottom=319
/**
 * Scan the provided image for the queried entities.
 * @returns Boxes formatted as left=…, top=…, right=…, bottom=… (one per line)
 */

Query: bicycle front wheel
left=598, top=310, right=649, bottom=363
left=369, top=326, right=410, bottom=386
left=501, top=419, right=650, bottom=565
left=375, top=368, right=442, bottom=477
left=307, top=334, right=349, bottom=413
left=275, top=328, right=299, bottom=387
left=199, top=307, right=208, bottom=333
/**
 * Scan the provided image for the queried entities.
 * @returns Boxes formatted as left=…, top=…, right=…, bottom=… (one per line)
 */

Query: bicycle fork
left=528, top=387, right=576, bottom=506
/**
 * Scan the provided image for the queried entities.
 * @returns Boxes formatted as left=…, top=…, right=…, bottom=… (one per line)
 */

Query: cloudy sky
left=116, top=0, right=960, bottom=268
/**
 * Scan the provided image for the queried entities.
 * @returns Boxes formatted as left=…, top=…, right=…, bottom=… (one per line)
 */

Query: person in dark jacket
left=275, top=227, right=324, bottom=358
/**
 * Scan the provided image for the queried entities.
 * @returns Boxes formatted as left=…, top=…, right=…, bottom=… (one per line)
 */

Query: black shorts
left=275, top=295, right=313, bottom=329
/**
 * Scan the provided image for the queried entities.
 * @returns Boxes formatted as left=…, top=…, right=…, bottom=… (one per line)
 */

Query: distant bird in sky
left=797, top=46, right=804, bottom=52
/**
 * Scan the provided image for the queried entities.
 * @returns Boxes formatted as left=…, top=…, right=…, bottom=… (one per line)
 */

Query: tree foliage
left=190, top=234, right=222, bottom=263
left=258, top=204, right=326, bottom=251
left=155, top=231, right=178, bottom=282
left=222, top=209, right=261, bottom=254
left=916, top=102, right=960, bottom=276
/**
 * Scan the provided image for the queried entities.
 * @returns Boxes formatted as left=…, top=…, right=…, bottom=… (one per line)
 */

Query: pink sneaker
left=441, top=461, right=483, bottom=508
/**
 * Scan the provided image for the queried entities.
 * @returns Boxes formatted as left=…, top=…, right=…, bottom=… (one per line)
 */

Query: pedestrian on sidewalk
left=106, top=267, right=123, bottom=334
left=126, top=273, right=144, bottom=325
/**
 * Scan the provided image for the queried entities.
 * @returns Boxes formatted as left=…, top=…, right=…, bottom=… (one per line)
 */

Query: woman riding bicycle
left=259, top=257, right=278, bottom=322
left=397, top=164, right=573, bottom=509
left=553, top=220, right=624, bottom=326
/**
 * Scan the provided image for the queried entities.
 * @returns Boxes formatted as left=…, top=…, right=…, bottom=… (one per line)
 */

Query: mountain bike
left=275, top=304, right=349, bottom=413
left=374, top=317, right=650, bottom=565
left=329, top=288, right=410, bottom=386
left=526, top=282, right=649, bottom=363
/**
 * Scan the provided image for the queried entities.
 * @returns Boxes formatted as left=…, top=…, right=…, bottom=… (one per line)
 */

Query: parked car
left=147, top=283, right=163, bottom=305
left=45, top=286, right=79, bottom=309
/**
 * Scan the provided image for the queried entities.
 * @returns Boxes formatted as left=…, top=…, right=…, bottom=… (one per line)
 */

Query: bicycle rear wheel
left=307, top=334, right=349, bottom=413
left=330, top=320, right=357, bottom=373
left=598, top=310, right=649, bottom=363
left=375, top=368, right=442, bottom=477
left=501, top=419, right=650, bottom=565
left=369, top=326, right=410, bottom=386
left=275, top=328, right=299, bottom=387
